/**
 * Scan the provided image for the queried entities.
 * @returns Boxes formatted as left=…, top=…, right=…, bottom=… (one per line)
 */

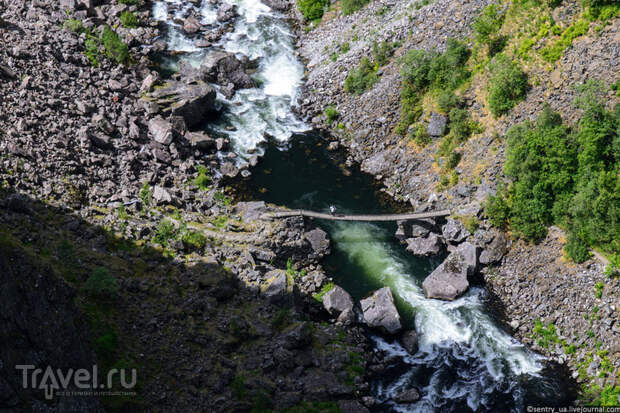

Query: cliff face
left=293, top=0, right=619, bottom=400
left=0, top=235, right=103, bottom=412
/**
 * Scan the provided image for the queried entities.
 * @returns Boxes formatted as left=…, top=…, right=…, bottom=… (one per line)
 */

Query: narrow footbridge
left=260, top=209, right=451, bottom=222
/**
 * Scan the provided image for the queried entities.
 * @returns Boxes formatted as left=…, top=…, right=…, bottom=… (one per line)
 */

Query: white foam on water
left=151, top=0, right=308, bottom=158
left=329, top=221, right=544, bottom=410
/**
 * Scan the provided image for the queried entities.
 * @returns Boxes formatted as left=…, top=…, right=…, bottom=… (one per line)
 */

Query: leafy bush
left=313, top=282, right=334, bottom=302
left=540, top=19, right=589, bottom=62
left=487, top=55, right=528, bottom=117
left=399, top=39, right=470, bottom=132
left=153, top=220, right=177, bottom=247
left=84, top=267, right=119, bottom=298
left=446, top=150, right=461, bottom=169
left=193, top=165, right=211, bottom=190
left=408, top=123, right=431, bottom=146
left=102, top=26, right=130, bottom=65
left=564, top=231, right=591, bottom=263
left=297, top=0, right=328, bottom=20
left=473, top=4, right=506, bottom=54
left=486, top=100, right=619, bottom=260
left=437, top=90, right=463, bottom=113
left=139, top=182, right=152, bottom=207
left=341, top=0, right=370, bottom=16
left=119, top=0, right=140, bottom=4
left=325, top=105, right=339, bottom=124
left=344, top=57, right=378, bottom=95
left=181, top=230, right=207, bottom=251
left=372, top=41, right=395, bottom=66
left=63, top=18, right=85, bottom=33
left=120, top=11, right=139, bottom=28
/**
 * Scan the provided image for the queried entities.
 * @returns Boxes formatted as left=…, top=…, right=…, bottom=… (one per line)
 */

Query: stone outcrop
left=322, top=285, right=355, bottom=317
left=147, top=80, right=216, bottom=128
left=360, top=287, right=402, bottom=335
left=201, top=50, right=256, bottom=92
left=422, top=242, right=478, bottom=301
left=405, top=233, right=444, bottom=256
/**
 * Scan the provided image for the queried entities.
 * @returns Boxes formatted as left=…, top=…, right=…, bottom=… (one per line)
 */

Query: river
left=151, top=0, right=574, bottom=411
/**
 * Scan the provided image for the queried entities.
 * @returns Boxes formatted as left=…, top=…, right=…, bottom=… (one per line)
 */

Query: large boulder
left=148, top=116, right=174, bottom=145
left=147, top=80, right=216, bottom=128
left=395, top=218, right=436, bottom=241
left=405, top=233, right=444, bottom=256
left=304, top=228, right=330, bottom=257
left=427, top=112, right=447, bottom=137
left=200, top=51, right=255, bottom=91
left=261, top=270, right=292, bottom=306
left=360, top=287, right=402, bottom=335
left=422, top=242, right=478, bottom=301
left=441, top=219, right=469, bottom=244
left=322, top=285, right=354, bottom=317
left=479, top=232, right=508, bottom=265
left=394, top=388, right=421, bottom=403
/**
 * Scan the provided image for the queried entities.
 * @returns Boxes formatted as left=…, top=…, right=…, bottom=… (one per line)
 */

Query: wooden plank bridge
left=260, top=209, right=451, bottom=222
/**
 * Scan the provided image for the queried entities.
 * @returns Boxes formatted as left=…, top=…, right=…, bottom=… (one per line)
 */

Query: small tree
left=84, top=267, right=118, bottom=298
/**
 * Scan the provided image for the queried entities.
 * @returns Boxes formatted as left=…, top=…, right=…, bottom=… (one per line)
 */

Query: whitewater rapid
left=152, top=0, right=308, bottom=158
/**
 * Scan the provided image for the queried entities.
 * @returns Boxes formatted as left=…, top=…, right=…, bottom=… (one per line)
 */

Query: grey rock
left=322, top=285, right=354, bottom=317
left=422, top=242, right=478, bottom=301
left=304, top=228, right=330, bottom=256
left=405, top=233, right=444, bottom=256
left=235, top=201, right=267, bottom=222
left=427, top=112, right=447, bottom=137
left=479, top=233, right=508, bottom=265
left=442, top=219, right=470, bottom=244
left=338, top=400, right=370, bottom=413
left=262, top=269, right=289, bottom=305
left=201, top=50, right=255, bottom=90
left=360, top=287, right=402, bottom=335
left=152, top=186, right=172, bottom=205
left=148, top=116, right=174, bottom=145
left=394, top=388, right=421, bottom=403
left=400, top=330, right=418, bottom=354
left=148, top=80, right=216, bottom=128
left=216, top=3, right=238, bottom=22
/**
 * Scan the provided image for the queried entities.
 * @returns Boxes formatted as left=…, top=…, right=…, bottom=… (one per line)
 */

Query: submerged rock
left=400, top=330, right=418, bottom=354
left=394, top=388, right=421, bottom=403
left=360, top=287, right=402, bottom=335
left=422, top=242, right=478, bottom=301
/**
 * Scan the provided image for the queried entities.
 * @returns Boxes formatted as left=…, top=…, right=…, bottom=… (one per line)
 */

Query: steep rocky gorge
left=293, top=0, right=619, bottom=403
left=0, top=0, right=618, bottom=410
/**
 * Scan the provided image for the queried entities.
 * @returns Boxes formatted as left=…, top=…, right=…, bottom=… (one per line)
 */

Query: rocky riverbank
left=291, top=0, right=619, bottom=401
left=0, top=0, right=385, bottom=410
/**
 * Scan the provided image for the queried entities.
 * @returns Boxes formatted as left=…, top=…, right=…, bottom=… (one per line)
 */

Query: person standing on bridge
left=329, top=205, right=336, bottom=216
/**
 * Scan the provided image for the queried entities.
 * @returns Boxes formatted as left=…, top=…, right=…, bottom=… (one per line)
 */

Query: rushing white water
left=329, top=221, right=544, bottom=411
left=152, top=0, right=308, bottom=158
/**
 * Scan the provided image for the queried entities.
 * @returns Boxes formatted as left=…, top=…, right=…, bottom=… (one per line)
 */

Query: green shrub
left=181, top=230, right=207, bottom=251
left=344, top=57, right=377, bottom=95
left=153, top=220, right=177, bottom=247
left=193, top=165, right=211, bottom=190
left=486, top=99, right=619, bottom=260
left=448, top=108, right=476, bottom=142
left=473, top=4, right=506, bottom=54
left=325, top=105, right=339, bottom=124
left=313, top=282, right=334, bottom=302
left=372, top=41, right=395, bottom=66
left=487, top=55, right=528, bottom=117
left=84, top=267, right=119, bottom=298
left=297, top=0, right=328, bottom=20
left=102, top=26, right=130, bottom=65
left=437, top=90, right=463, bottom=113
left=399, top=39, right=470, bottom=131
left=84, top=32, right=101, bottom=66
left=94, top=331, right=118, bottom=364
left=564, top=231, right=591, bottom=262
left=408, top=123, right=431, bottom=146
left=139, top=182, right=152, bottom=207
left=341, top=0, right=370, bottom=16
left=540, top=19, right=589, bottom=62
left=446, top=150, right=461, bottom=169
left=63, top=18, right=85, bottom=33
left=119, top=0, right=140, bottom=4
left=120, top=11, right=139, bottom=28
